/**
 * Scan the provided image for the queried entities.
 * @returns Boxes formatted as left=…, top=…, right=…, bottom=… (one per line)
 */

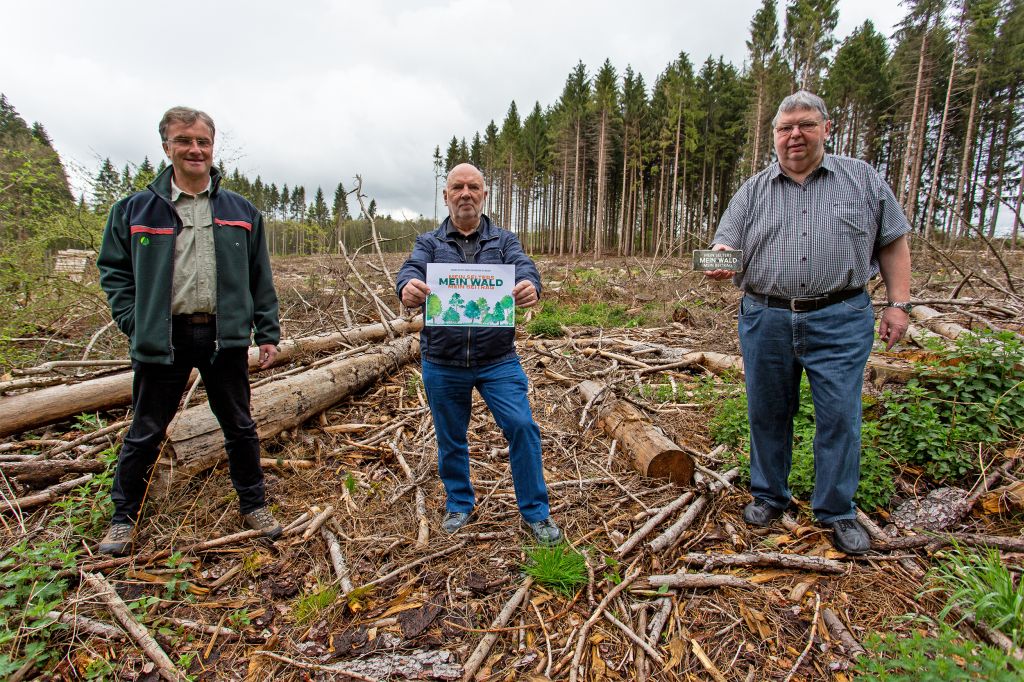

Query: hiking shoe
left=98, top=522, right=135, bottom=556
left=441, top=511, right=471, bottom=534
left=742, top=499, right=784, bottom=527
left=526, top=518, right=563, bottom=545
left=241, top=506, right=282, bottom=539
left=829, top=518, right=871, bottom=555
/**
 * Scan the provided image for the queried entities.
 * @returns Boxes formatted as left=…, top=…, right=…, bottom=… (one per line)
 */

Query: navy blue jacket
left=396, top=215, right=541, bottom=367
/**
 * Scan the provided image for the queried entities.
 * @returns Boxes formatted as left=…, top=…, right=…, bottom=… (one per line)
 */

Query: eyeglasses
left=774, top=121, right=822, bottom=136
left=166, top=136, right=213, bottom=149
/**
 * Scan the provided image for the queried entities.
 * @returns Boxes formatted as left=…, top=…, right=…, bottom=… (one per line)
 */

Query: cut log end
left=645, top=449, right=695, bottom=485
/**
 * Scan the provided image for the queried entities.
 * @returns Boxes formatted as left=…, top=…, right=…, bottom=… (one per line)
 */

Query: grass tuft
left=926, top=545, right=1024, bottom=646
left=523, top=544, right=588, bottom=597
left=291, top=583, right=339, bottom=625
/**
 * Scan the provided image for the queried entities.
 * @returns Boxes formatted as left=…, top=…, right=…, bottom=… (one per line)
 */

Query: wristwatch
left=885, top=302, right=913, bottom=313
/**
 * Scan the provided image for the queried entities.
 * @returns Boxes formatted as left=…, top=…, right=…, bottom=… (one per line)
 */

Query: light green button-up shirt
left=170, top=176, right=217, bottom=314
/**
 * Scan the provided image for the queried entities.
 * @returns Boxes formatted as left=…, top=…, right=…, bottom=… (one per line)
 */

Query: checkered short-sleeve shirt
left=712, top=155, right=911, bottom=298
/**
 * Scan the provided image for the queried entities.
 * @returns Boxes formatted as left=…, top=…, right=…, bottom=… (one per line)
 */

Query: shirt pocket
left=476, top=244, right=505, bottom=265
left=827, top=200, right=874, bottom=237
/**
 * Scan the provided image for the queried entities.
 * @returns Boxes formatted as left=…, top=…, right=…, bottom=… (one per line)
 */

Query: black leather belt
left=174, top=313, right=216, bottom=324
left=745, top=288, right=863, bottom=313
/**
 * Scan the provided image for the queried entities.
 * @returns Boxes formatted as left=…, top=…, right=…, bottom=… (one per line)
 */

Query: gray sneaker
left=98, top=522, right=135, bottom=556
left=440, top=507, right=471, bottom=532
left=241, top=506, right=282, bottom=539
left=441, top=511, right=471, bottom=534
left=526, top=518, right=563, bottom=545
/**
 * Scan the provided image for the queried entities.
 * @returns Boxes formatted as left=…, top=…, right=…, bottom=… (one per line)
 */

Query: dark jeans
left=421, top=358, right=550, bottom=522
left=110, top=318, right=265, bottom=524
left=738, top=291, right=875, bottom=523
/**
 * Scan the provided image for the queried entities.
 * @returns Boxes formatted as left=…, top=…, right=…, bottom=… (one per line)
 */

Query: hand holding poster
left=424, top=263, right=516, bottom=327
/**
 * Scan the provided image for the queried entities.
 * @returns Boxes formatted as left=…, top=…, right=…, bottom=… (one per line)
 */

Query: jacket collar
left=149, top=164, right=223, bottom=201
left=435, top=214, right=497, bottom=241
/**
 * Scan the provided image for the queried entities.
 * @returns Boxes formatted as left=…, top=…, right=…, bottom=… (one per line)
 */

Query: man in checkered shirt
left=707, top=91, right=912, bottom=555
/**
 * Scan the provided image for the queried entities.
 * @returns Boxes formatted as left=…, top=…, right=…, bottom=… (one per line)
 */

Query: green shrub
left=855, top=626, right=1024, bottom=681
left=878, top=331, right=1024, bottom=482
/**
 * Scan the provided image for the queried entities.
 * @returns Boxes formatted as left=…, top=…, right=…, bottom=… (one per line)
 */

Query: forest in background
left=2, top=0, right=1023, bottom=351
left=438, top=0, right=1023, bottom=256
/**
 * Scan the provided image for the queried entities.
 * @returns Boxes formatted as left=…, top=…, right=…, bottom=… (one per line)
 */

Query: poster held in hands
left=692, top=249, right=743, bottom=272
left=424, top=263, right=516, bottom=327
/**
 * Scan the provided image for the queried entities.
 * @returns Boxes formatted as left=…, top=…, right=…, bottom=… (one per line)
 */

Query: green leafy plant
left=523, top=544, right=588, bottom=597
left=926, top=546, right=1024, bottom=646
left=879, top=330, right=1024, bottom=482
left=855, top=625, right=1024, bottom=680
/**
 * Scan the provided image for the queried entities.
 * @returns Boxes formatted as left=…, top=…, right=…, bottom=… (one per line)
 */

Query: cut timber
left=911, top=305, right=969, bottom=339
left=159, top=335, right=419, bottom=483
left=578, top=381, right=694, bottom=485
left=0, top=317, right=422, bottom=439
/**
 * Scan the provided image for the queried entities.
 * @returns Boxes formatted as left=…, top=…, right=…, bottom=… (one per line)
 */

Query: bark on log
left=0, top=458, right=106, bottom=487
left=578, top=381, right=693, bottom=485
left=159, top=335, right=419, bottom=483
left=911, top=305, right=970, bottom=339
left=679, top=551, right=847, bottom=574
left=647, top=572, right=754, bottom=590
left=0, top=317, right=423, bottom=438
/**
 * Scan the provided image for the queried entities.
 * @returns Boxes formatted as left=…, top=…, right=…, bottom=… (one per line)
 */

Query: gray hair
left=159, top=106, right=216, bottom=141
left=772, top=91, right=829, bottom=128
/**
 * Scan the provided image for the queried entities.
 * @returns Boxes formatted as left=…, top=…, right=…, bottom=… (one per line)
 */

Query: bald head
left=444, top=163, right=488, bottom=234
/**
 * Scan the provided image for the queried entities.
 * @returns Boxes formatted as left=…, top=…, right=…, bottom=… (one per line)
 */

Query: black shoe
left=829, top=518, right=871, bottom=555
left=441, top=511, right=471, bottom=534
left=742, top=499, right=784, bottom=527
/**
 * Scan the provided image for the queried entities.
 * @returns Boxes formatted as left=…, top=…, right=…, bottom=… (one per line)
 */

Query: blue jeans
left=421, top=358, right=550, bottom=522
left=738, top=291, right=875, bottom=523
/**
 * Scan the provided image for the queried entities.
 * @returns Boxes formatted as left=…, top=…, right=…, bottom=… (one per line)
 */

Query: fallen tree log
left=578, top=381, right=693, bottom=485
left=158, top=334, right=419, bottom=483
left=0, top=458, right=107, bottom=487
left=911, top=305, right=970, bottom=339
left=0, top=317, right=423, bottom=438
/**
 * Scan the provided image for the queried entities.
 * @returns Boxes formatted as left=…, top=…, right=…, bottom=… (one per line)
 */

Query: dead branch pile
left=2, top=250, right=1023, bottom=680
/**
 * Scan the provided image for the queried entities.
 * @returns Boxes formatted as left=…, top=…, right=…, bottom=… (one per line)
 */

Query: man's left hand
left=513, top=281, right=538, bottom=308
left=878, top=308, right=909, bottom=351
left=258, top=343, right=279, bottom=369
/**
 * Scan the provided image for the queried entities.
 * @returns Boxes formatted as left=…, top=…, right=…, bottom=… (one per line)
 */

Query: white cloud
left=0, top=0, right=907, bottom=217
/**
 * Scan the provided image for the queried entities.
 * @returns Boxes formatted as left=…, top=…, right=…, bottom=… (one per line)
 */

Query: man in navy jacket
left=396, top=163, right=561, bottom=544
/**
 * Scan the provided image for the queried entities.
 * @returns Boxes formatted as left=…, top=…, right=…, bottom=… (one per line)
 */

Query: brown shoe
left=98, top=522, right=135, bottom=556
left=241, top=506, right=282, bottom=539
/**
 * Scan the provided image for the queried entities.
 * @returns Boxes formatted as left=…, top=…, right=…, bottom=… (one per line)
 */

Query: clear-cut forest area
left=2, top=0, right=1024, bottom=680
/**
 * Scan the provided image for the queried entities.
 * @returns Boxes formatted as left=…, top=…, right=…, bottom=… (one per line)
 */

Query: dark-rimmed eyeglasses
left=774, top=121, right=822, bottom=136
left=166, top=136, right=213, bottom=149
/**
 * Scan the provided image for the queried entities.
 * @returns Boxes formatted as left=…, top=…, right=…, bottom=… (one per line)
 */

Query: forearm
left=877, top=235, right=911, bottom=301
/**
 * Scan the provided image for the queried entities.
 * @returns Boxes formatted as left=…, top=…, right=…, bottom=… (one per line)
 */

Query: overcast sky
left=1, top=0, right=906, bottom=220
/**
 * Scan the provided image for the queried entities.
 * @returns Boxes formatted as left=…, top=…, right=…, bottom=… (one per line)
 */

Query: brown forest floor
left=2, top=246, right=1024, bottom=681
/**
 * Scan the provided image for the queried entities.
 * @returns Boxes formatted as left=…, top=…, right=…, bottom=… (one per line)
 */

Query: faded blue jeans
left=738, top=291, right=875, bottom=523
left=421, top=358, right=550, bottom=523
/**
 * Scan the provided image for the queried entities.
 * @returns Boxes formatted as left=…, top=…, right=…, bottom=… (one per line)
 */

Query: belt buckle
left=790, top=297, right=817, bottom=313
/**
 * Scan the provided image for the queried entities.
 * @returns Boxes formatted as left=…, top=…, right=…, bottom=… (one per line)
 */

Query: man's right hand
left=401, top=278, right=430, bottom=307
left=704, top=243, right=736, bottom=281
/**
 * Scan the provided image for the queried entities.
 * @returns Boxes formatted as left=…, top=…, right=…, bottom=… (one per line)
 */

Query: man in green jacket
left=96, top=106, right=282, bottom=556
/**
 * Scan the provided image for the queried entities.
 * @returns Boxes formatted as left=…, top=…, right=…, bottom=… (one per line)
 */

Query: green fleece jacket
left=97, top=166, right=280, bottom=364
